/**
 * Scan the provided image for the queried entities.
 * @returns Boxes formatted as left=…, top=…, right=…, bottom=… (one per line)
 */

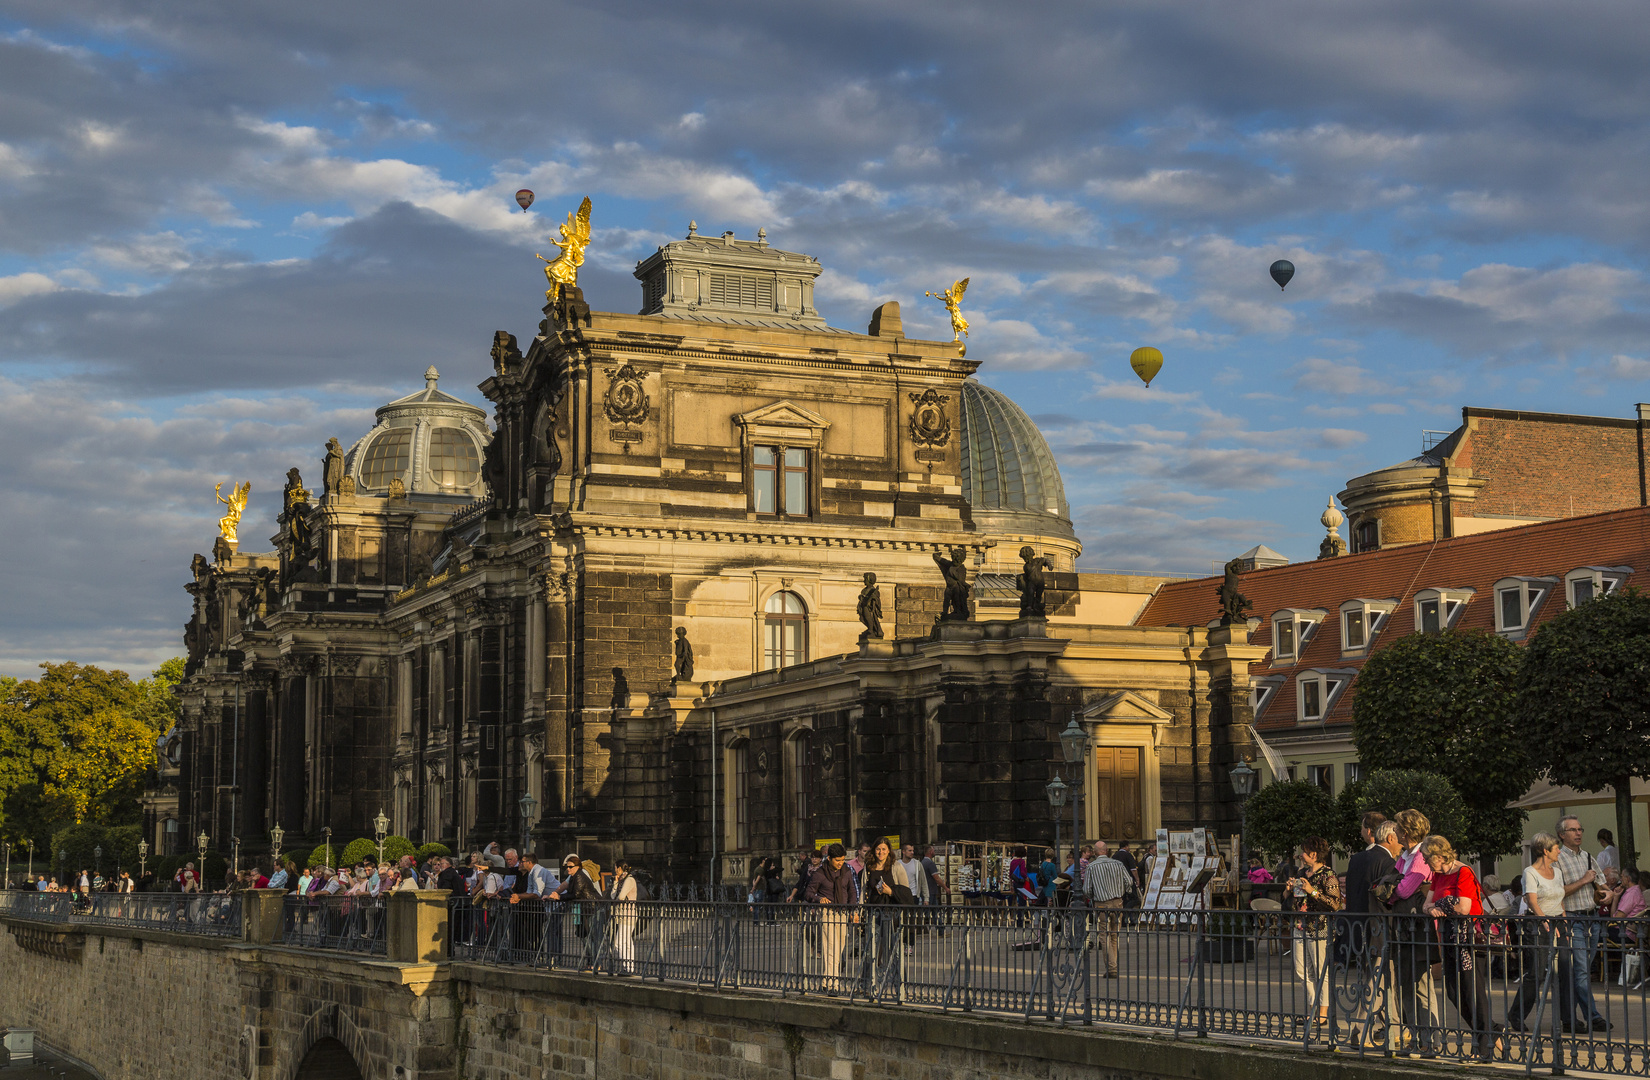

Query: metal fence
left=0, top=890, right=243, bottom=937
left=445, top=899, right=1650, bottom=1074
left=281, top=895, right=387, bottom=955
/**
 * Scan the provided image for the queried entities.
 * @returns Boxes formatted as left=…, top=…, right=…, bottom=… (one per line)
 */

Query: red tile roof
left=1135, top=505, right=1650, bottom=729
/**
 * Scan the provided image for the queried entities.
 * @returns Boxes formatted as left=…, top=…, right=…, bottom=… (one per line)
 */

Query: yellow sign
left=813, top=838, right=843, bottom=852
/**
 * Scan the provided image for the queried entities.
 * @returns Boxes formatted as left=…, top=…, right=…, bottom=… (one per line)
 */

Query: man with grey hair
left=1082, top=840, right=1131, bottom=978
left=1555, top=815, right=1608, bottom=1032
left=1346, top=819, right=1403, bottom=1045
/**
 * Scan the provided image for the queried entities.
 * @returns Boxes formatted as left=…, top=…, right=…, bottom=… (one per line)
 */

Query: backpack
left=633, top=877, right=653, bottom=938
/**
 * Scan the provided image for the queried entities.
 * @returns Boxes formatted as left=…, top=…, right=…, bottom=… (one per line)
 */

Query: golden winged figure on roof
left=536, top=196, right=593, bottom=302
left=215, top=480, right=251, bottom=544
left=925, top=276, right=970, bottom=356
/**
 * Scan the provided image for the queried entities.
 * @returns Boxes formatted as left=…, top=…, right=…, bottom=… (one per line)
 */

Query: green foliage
left=416, top=842, right=452, bottom=861
left=1339, top=769, right=1468, bottom=848
left=339, top=838, right=380, bottom=865
left=1352, top=630, right=1532, bottom=857
left=1243, top=780, right=1338, bottom=861
left=0, top=659, right=186, bottom=846
left=279, top=847, right=309, bottom=872
left=381, top=835, right=415, bottom=863
left=308, top=842, right=340, bottom=868
left=1518, top=588, right=1650, bottom=865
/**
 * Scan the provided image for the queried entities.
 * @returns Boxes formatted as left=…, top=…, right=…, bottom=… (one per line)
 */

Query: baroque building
left=174, top=228, right=1260, bottom=876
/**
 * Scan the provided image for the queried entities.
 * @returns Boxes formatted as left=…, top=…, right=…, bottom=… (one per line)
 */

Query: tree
left=1351, top=630, right=1533, bottom=859
left=1518, top=588, right=1650, bottom=870
left=1243, top=780, right=1338, bottom=861
left=1336, top=769, right=1468, bottom=849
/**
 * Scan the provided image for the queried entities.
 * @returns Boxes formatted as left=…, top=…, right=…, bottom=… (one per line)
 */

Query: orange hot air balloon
left=515, top=189, right=535, bottom=212
left=1129, top=346, right=1164, bottom=387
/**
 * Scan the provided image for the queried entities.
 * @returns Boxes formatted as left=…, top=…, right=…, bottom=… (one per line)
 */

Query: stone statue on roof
left=1216, top=558, right=1251, bottom=626
left=1016, top=545, right=1051, bottom=618
left=934, top=546, right=971, bottom=622
left=857, top=572, right=884, bottom=639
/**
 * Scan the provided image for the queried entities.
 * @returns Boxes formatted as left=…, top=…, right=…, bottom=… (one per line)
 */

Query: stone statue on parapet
left=857, top=572, right=884, bottom=639
left=215, top=480, right=250, bottom=544
left=537, top=197, right=592, bottom=302
left=609, top=667, right=629, bottom=713
left=672, top=627, right=694, bottom=682
left=1016, top=546, right=1051, bottom=618
left=322, top=438, right=345, bottom=496
left=933, top=547, right=971, bottom=622
left=1216, top=558, right=1252, bottom=626
left=924, top=277, right=970, bottom=356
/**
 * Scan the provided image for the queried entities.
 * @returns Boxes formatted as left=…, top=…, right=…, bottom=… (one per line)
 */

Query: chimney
left=1638, top=404, right=1649, bottom=505
left=867, top=301, right=903, bottom=338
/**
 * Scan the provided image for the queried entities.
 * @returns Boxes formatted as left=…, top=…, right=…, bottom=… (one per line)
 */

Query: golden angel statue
left=536, top=196, right=593, bottom=302
left=925, top=276, right=970, bottom=355
left=215, top=480, right=251, bottom=544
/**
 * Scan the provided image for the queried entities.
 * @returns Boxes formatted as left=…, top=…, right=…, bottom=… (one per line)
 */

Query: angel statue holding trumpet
left=925, top=276, right=970, bottom=356
left=536, top=197, right=593, bottom=302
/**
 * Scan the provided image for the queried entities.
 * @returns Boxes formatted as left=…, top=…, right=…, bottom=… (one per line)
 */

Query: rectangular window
left=1302, top=679, right=1323, bottom=720
left=1345, top=609, right=1366, bottom=649
left=1309, top=764, right=1334, bottom=794
left=1499, top=587, right=1523, bottom=629
left=783, top=448, right=808, bottom=515
left=1275, top=619, right=1295, bottom=659
left=733, top=744, right=750, bottom=850
left=1345, top=762, right=1366, bottom=785
left=1572, top=578, right=1594, bottom=606
left=752, top=446, right=777, bottom=513
left=1419, top=599, right=1441, bottom=634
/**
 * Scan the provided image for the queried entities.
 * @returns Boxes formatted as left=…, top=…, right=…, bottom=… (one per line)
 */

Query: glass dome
left=344, top=367, right=491, bottom=500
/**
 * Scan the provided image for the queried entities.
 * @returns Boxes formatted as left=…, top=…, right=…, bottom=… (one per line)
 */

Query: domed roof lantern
left=341, top=369, right=492, bottom=500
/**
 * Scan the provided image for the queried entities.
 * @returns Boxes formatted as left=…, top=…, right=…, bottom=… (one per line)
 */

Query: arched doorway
left=294, top=1037, right=363, bottom=1080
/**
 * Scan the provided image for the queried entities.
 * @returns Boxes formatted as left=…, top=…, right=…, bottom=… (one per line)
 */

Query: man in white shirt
left=900, top=844, right=930, bottom=905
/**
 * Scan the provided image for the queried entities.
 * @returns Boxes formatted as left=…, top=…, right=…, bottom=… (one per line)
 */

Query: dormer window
left=1414, top=587, right=1474, bottom=634
left=1339, top=598, right=1397, bottom=654
left=1297, top=669, right=1355, bottom=723
left=1565, top=566, right=1632, bottom=608
left=1271, top=608, right=1326, bottom=663
left=1251, top=676, right=1284, bottom=718
left=1493, top=576, right=1556, bottom=637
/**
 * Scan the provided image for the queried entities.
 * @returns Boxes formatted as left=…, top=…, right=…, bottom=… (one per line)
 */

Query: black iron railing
left=0, top=890, right=242, bottom=937
left=280, top=894, right=387, bottom=955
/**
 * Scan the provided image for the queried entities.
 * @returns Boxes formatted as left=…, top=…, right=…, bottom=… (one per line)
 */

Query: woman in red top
left=1422, top=835, right=1498, bottom=1060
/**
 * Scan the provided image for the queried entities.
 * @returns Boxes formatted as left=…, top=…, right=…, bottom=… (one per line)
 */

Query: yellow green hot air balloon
left=1129, top=346, right=1163, bottom=387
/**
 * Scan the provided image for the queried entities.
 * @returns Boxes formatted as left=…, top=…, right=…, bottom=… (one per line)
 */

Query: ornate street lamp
left=231, top=837, right=241, bottom=876
left=93, top=845, right=102, bottom=877
left=57, top=848, right=66, bottom=884
left=1045, top=774, right=1069, bottom=880
left=518, top=791, right=537, bottom=855
left=197, top=830, right=209, bottom=882
left=1058, top=717, right=1092, bottom=869
left=3, top=842, right=10, bottom=889
left=138, top=839, right=149, bottom=885
left=270, top=823, right=284, bottom=865
left=373, top=809, right=389, bottom=865
left=320, top=827, right=333, bottom=869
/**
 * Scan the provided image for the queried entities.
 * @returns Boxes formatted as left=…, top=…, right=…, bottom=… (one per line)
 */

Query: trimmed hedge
left=415, top=842, right=452, bottom=861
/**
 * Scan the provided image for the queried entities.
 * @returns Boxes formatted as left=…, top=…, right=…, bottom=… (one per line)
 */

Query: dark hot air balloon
left=515, top=189, right=535, bottom=212
left=1269, top=259, right=1295, bottom=291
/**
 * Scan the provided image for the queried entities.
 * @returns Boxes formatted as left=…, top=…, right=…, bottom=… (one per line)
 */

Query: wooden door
left=1093, top=746, right=1143, bottom=841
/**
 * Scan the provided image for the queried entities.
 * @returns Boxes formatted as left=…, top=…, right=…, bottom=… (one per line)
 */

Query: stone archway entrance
left=293, top=1037, right=364, bottom=1080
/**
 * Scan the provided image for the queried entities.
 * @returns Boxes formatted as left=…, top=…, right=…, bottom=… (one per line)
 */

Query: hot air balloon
left=515, top=189, right=535, bottom=213
left=1269, top=259, right=1295, bottom=291
left=1129, top=346, right=1163, bottom=388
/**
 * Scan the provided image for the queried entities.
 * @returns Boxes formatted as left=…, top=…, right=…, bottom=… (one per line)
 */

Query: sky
left=2, top=1, right=1649, bottom=678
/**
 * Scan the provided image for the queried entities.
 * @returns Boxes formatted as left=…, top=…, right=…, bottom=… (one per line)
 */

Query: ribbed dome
left=343, top=368, right=492, bottom=501
left=959, top=379, right=1071, bottom=524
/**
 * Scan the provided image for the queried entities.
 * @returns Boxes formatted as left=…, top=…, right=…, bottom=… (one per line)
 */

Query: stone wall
left=2, top=912, right=1445, bottom=1080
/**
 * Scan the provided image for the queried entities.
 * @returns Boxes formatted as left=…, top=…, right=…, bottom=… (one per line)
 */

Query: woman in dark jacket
left=860, top=837, right=914, bottom=986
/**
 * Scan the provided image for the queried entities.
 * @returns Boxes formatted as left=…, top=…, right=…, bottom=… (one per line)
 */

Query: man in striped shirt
left=1082, top=841, right=1132, bottom=977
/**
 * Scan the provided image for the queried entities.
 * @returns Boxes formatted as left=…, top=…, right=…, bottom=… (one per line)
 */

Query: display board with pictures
left=1141, top=828, right=1234, bottom=911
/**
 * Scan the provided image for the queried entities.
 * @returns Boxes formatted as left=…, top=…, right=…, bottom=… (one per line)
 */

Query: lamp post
left=1229, top=758, right=1258, bottom=900
left=197, top=830, right=209, bottom=887
left=320, top=826, right=333, bottom=869
left=373, top=809, right=389, bottom=866
left=1059, top=718, right=1092, bottom=868
left=518, top=791, right=537, bottom=855
left=93, top=845, right=102, bottom=878
left=1045, top=774, right=1069, bottom=877
left=231, top=837, right=241, bottom=876
left=3, top=842, right=10, bottom=889
left=138, top=840, right=149, bottom=886
left=270, top=823, right=284, bottom=867
left=57, top=848, right=66, bottom=886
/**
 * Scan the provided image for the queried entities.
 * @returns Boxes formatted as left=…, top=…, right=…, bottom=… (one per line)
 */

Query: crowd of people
left=1275, top=811, right=1644, bottom=1060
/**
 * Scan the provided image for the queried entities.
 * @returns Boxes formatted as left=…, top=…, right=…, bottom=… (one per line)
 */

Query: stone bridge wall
left=2, top=909, right=1437, bottom=1080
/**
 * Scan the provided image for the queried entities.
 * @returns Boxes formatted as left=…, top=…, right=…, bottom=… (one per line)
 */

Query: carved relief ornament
left=602, top=364, right=652, bottom=426
left=908, top=388, right=952, bottom=448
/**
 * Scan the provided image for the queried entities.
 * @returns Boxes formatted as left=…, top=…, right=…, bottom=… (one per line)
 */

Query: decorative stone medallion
left=603, top=364, right=652, bottom=428
left=908, top=388, right=951, bottom=449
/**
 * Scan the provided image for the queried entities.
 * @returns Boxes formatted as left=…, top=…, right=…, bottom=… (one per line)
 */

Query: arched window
left=360, top=429, right=412, bottom=489
left=428, top=428, right=480, bottom=488
left=763, top=591, right=808, bottom=670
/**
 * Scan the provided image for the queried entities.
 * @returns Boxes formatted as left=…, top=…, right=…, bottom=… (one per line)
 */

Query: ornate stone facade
left=175, top=230, right=1258, bottom=877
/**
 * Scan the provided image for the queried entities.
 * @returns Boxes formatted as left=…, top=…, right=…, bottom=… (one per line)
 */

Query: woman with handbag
left=1286, top=836, right=1343, bottom=1034
left=1422, top=835, right=1499, bottom=1061
left=861, top=837, right=915, bottom=986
